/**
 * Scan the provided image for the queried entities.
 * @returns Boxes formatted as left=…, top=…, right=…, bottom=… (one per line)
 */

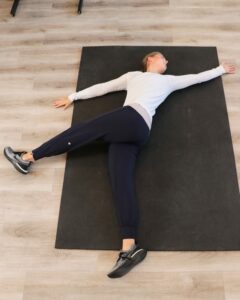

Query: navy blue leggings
left=32, top=105, right=150, bottom=241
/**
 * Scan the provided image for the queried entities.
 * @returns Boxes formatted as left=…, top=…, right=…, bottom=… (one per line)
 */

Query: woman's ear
left=147, top=56, right=152, bottom=65
left=145, top=57, right=151, bottom=70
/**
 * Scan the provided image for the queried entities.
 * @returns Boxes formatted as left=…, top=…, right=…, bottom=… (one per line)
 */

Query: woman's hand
left=53, top=97, right=72, bottom=110
left=221, top=62, right=237, bottom=74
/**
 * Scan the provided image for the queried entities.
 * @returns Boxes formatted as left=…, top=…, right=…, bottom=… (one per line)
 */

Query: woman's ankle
left=21, top=152, right=35, bottom=162
left=121, top=238, right=135, bottom=251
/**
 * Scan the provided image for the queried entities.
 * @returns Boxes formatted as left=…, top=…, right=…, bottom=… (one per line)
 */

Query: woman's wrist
left=68, top=94, right=76, bottom=102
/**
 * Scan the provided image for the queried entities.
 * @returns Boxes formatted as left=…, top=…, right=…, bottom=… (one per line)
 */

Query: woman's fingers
left=53, top=97, right=71, bottom=109
left=222, top=62, right=237, bottom=74
left=230, top=65, right=236, bottom=73
left=53, top=98, right=67, bottom=108
left=227, top=65, right=236, bottom=73
left=53, top=102, right=63, bottom=108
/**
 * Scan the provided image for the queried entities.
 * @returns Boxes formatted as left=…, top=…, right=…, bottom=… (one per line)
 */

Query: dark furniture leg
left=10, top=0, right=21, bottom=16
left=11, top=0, right=83, bottom=16
left=78, top=0, right=84, bottom=14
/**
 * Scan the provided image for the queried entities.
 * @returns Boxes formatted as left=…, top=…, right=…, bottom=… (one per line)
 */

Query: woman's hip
left=102, top=105, right=150, bottom=145
left=70, top=105, right=151, bottom=145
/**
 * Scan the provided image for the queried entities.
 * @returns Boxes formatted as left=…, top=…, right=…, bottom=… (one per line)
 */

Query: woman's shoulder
left=127, top=70, right=143, bottom=79
left=128, top=70, right=143, bottom=75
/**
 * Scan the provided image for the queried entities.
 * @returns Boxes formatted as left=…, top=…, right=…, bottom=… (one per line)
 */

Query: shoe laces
left=117, top=250, right=133, bottom=262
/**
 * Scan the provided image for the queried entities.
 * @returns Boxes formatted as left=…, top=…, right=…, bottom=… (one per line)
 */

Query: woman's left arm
left=167, top=63, right=236, bottom=92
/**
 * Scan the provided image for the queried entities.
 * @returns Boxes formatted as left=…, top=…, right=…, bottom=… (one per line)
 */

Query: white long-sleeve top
left=68, top=65, right=226, bottom=129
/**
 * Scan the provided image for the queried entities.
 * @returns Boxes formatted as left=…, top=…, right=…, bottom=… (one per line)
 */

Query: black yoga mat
left=55, top=46, right=240, bottom=251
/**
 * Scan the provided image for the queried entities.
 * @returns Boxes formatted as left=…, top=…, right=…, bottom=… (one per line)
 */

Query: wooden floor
left=0, top=0, right=239, bottom=299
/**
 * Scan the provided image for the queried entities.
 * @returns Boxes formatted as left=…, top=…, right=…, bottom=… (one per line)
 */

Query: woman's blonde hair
left=142, top=51, right=163, bottom=72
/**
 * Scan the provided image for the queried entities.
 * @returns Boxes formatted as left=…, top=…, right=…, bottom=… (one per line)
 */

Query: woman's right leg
left=31, top=106, right=150, bottom=161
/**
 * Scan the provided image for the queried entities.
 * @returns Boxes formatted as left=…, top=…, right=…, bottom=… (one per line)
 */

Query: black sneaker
left=107, top=243, right=147, bottom=278
left=3, top=146, right=33, bottom=174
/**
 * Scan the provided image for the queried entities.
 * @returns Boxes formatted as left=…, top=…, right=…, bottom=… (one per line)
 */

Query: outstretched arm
left=167, top=65, right=227, bottom=92
left=68, top=72, right=129, bottom=102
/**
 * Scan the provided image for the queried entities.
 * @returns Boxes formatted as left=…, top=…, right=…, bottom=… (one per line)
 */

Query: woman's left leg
left=107, top=141, right=144, bottom=245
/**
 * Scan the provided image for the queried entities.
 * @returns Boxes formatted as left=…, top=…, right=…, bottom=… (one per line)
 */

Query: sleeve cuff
left=218, top=64, right=226, bottom=74
left=68, top=93, right=76, bottom=102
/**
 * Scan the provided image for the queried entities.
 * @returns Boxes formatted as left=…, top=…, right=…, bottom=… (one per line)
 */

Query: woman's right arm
left=53, top=72, right=129, bottom=109
left=68, top=72, right=129, bottom=102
